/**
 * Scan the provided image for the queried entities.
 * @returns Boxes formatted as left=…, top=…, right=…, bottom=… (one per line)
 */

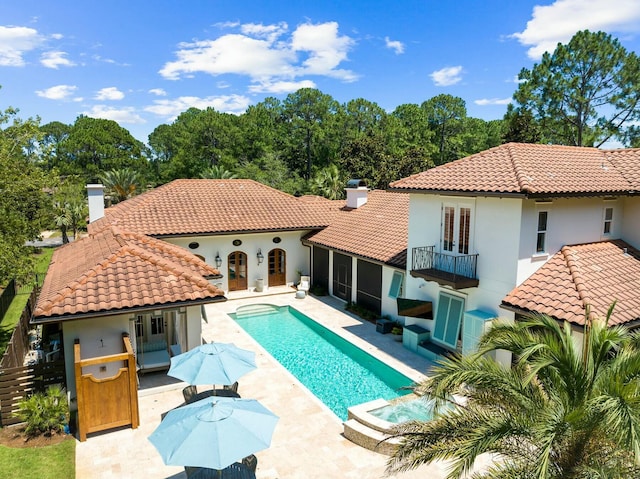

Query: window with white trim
left=536, top=211, right=548, bottom=253
left=603, top=207, right=613, bottom=235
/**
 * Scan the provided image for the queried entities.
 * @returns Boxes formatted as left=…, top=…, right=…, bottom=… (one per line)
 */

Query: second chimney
left=345, top=179, right=368, bottom=209
left=87, top=184, right=105, bottom=223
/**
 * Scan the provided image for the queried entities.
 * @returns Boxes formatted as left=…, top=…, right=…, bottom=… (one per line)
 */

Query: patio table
left=185, top=461, right=256, bottom=478
left=192, top=389, right=240, bottom=402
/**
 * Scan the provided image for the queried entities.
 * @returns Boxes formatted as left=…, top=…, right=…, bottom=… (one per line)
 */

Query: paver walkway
left=75, top=290, right=490, bottom=478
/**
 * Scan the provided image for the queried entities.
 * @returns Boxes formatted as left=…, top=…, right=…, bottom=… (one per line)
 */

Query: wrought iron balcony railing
left=411, top=246, right=479, bottom=289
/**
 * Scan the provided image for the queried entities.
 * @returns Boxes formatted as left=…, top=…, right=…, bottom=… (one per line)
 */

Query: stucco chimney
left=87, top=184, right=105, bottom=223
left=345, top=179, right=368, bottom=209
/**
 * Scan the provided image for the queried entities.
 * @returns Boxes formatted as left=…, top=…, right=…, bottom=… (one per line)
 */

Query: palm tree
left=387, top=307, right=640, bottom=479
left=200, top=165, right=237, bottom=179
left=99, top=168, right=142, bottom=204
left=311, top=163, right=344, bottom=200
left=53, top=204, right=71, bottom=244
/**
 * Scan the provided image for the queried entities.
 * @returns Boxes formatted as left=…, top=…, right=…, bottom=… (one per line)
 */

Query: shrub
left=15, top=385, right=68, bottom=437
left=345, top=302, right=379, bottom=321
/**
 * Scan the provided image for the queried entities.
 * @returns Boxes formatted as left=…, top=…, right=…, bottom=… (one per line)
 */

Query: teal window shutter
left=433, top=294, right=450, bottom=343
left=388, top=271, right=403, bottom=299
left=433, top=293, right=464, bottom=350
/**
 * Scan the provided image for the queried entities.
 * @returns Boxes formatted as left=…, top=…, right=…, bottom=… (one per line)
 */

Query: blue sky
left=1, top=0, right=639, bottom=143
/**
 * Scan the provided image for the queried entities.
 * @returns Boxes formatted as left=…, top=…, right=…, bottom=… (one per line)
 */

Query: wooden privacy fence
left=74, top=333, right=139, bottom=441
left=0, top=360, right=66, bottom=426
left=0, top=288, right=38, bottom=370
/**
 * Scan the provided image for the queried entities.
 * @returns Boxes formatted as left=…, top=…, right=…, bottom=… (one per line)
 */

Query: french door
left=228, top=251, right=247, bottom=291
left=268, top=248, right=286, bottom=286
left=441, top=203, right=472, bottom=255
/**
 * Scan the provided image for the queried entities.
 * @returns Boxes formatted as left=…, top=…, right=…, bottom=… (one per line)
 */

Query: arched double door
left=268, top=248, right=286, bottom=287
left=227, top=251, right=247, bottom=291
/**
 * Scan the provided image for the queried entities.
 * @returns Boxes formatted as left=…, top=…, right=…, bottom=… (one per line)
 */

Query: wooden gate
left=74, top=333, right=139, bottom=441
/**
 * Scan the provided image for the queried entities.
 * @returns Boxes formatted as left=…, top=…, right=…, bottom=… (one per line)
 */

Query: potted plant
left=391, top=321, right=403, bottom=341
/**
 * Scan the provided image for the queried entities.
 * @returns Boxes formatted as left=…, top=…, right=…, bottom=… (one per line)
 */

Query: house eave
left=152, top=226, right=326, bottom=239
left=31, top=296, right=227, bottom=325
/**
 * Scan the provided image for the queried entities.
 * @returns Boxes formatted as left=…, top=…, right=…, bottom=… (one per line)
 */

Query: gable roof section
left=390, top=143, right=639, bottom=197
left=34, top=226, right=225, bottom=322
left=501, top=240, right=640, bottom=327
left=304, top=190, right=408, bottom=268
left=89, top=179, right=338, bottom=237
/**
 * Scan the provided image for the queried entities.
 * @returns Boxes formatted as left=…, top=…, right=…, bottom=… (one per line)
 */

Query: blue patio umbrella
left=168, top=342, right=256, bottom=386
left=148, top=396, right=278, bottom=471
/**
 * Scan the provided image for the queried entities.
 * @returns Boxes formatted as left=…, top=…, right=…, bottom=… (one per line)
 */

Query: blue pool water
left=230, top=304, right=413, bottom=420
left=369, top=397, right=448, bottom=424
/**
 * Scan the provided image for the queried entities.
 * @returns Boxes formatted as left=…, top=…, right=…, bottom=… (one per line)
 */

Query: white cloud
left=40, top=51, right=75, bottom=69
left=148, top=88, right=167, bottom=96
left=83, top=105, right=145, bottom=124
left=35, top=84, right=77, bottom=100
left=430, top=66, right=463, bottom=86
left=144, top=94, right=251, bottom=120
left=249, top=79, right=316, bottom=94
left=474, top=97, right=512, bottom=106
left=240, top=22, right=288, bottom=42
left=512, top=0, right=640, bottom=60
left=94, top=87, right=125, bottom=100
left=160, top=21, right=357, bottom=83
left=0, top=25, right=44, bottom=66
left=385, top=36, right=405, bottom=54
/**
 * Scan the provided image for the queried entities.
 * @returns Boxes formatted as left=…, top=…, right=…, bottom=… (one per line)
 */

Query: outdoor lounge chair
left=298, top=276, right=310, bottom=297
left=182, top=385, right=198, bottom=404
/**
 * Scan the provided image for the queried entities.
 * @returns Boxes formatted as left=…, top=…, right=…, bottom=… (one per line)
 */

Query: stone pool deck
left=75, top=289, right=492, bottom=478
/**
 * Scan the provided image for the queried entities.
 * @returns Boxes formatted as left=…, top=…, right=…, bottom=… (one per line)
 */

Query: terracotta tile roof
left=390, top=143, right=640, bottom=197
left=89, top=179, right=339, bottom=237
left=502, top=240, right=640, bottom=327
left=304, top=190, right=408, bottom=268
left=34, top=226, right=225, bottom=321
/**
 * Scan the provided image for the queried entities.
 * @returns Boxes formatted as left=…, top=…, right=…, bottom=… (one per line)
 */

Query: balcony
left=410, top=246, right=479, bottom=289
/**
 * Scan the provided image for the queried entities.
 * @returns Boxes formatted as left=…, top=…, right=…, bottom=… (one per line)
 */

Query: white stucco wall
left=404, top=194, right=522, bottom=329
left=516, top=197, right=625, bottom=284
left=62, top=313, right=130, bottom=400
left=166, top=230, right=312, bottom=292
left=61, top=305, right=204, bottom=400
left=621, top=197, right=640, bottom=248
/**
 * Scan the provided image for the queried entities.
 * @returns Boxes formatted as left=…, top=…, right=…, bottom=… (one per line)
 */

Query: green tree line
left=1, top=30, right=638, bottom=284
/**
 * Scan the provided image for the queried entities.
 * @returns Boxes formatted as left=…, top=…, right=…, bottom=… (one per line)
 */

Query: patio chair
left=182, top=385, right=198, bottom=404
left=223, top=381, right=239, bottom=393
left=242, top=454, right=258, bottom=472
left=298, top=276, right=310, bottom=297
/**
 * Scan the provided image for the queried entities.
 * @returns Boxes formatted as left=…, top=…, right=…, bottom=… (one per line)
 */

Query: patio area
left=75, top=289, right=489, bottom=478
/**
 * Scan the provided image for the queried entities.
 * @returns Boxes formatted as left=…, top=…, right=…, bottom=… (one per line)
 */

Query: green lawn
left=0, top=247, right=55, bottom=356
left=0, top=439, right=75, bottom=478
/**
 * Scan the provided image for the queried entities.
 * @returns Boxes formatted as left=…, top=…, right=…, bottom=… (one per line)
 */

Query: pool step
left=343, top=418, right=400, bottom=455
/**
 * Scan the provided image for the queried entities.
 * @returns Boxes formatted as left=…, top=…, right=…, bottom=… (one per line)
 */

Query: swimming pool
left=229, top=304, right=413, bottom=420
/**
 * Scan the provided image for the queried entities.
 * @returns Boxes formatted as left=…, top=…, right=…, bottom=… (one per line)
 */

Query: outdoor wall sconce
left=215, top=252, right=222, bottom=268
left=257, top=248, right=264, bottom=265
